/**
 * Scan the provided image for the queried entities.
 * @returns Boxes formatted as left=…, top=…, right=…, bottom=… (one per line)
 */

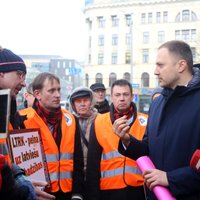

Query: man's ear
left=0, top=72, right=4, bottom=78
left=24, top=92, right=29, bottom=99
left=178, top=59, right=187, bottom=73
left=33, top=90, right=41, bottom=100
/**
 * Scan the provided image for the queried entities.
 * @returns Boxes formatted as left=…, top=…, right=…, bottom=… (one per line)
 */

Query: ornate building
left=83, top=0, right=200, bottom=112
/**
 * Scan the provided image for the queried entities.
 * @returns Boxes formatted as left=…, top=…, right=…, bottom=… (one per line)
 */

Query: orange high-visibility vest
left=19, top=107, right=76, bottom=193
left=95, top=112, right=148, bottom=190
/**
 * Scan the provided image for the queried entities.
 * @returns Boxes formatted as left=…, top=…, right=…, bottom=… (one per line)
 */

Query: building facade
left=83, top=0, right=200, bottom=112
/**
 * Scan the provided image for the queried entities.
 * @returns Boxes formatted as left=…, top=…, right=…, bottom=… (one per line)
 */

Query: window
left=156, top=12, right=161, bottom=23
left=175, top=30, right=181, bottom=40
left=141, top=13, right=146, bottom=24
left=182, top=30, right=190, bottom=41
left=123, top=72, right=130, bottom=82
left=88, top=20, right=92, bottom=30
left=191, top=11, right=197, bottom=21
left=175, top=13, right=180, bottom=22
left=126, top=33, right=131, bottom=45
left=95, top=73, right=103, bottom=83
left=176, top=10, right=197, bottom=22
left=148, top=13, right=153, bottom=23
left=143, top=32, right=149, bottom=44
left=98, top=53, right=104, bottom=65
left=98, top=35, right=104, bottom=46
left=158, top=31, right=165, bottom=43
left=163, top=11, right=168, bottom=22
left=142, top=49, right=149, bottom=63
left=112, top=34, right=118, bottom=45
left=112, top=52, right=118, bottom=64
left=191, top=47, right=196, bottom=62
left=125, top=52, right=131, bottom=64
left=126, top=14, right=132, bottom=26
left=175, top=29, right=196, bottom=41
left=191, top=29, right=196, bottom=41
left=85, top=74, right=89, bottom=87
left=63, top=62, right=66, bottom=68
left=98, top=16, right=105, bottom=28
left=57, top=61, right=60, bottom=68
left=182, top=10, right=190, bottom=21
left=141, top=72, right=149, bottom=87
left=111, top=15, right=119, bottom=27
left=109, top=73, right=117, bottom=87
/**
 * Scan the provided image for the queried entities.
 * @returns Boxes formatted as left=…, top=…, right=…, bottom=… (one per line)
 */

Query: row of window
left=94, top=10, right=196, bottom=28
left=94, top=28, right=197, bottom=48
left=96, top=52, right=131, bottom=65
left=89, top=46, right=196, bottom=65
left=85, top=72, right=150, bottom=87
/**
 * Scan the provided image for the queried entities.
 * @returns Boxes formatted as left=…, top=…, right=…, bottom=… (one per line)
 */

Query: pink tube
left=136, top=156, right=176, bottom=200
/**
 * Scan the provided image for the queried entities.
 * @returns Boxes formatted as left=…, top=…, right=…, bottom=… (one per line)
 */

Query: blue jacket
left=119, top=68, right=200, bottom=199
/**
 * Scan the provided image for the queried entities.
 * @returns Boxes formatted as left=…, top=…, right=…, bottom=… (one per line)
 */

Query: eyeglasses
left=16, top=70, right=26, bottom=81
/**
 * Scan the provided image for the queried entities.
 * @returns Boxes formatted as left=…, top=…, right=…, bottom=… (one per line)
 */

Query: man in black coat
left=114, top=40, right=200, bottom=200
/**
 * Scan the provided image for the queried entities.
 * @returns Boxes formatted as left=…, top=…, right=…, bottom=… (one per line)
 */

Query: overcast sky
left=0, top=0, right=86, bottom=61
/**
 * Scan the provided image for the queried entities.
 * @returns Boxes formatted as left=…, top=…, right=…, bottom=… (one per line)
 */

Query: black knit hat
left=0, top=47, right=26, bottom=73
left=90, top=83, right=106, bottom=91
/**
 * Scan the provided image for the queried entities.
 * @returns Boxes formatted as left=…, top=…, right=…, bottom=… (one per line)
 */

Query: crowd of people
left=0, top=39, right=200, bottom=200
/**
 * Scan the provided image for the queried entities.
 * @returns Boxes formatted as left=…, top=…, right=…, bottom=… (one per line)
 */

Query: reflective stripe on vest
left=101, top=150, right=141, bottom=178
left=101, top=166, right=141, bottom=178
left=46, top=152, right=73, bottom=162
left=101, top=150, right=121, bottom=160
left=95, top=113, right=147, bottom=189
left=19, top=108, right=76, bottom=193
left=49, top=171, right=72, bottom=181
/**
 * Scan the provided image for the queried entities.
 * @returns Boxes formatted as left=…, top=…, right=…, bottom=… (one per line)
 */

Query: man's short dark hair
left=111, top=79, right=132, bottom=95
left=159, top=40, right=193, bottom=73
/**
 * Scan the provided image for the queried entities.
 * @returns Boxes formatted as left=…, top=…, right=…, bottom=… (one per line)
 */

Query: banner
left=8, top=128, right=50, bottom=188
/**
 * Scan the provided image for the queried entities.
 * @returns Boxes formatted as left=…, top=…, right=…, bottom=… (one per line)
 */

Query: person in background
left=115, top=40, right=200, bottom=199
left=151, top=87, right=162, bottom=101
left=18, top=82, right=35, bottom=110
left=90, top=83, right=110, bottom=114
left=0, top=46, right=37, bottom=199
left=86, top=79, right=148, bottom=200
left=69, top=86, right=99, bottom=199
left=19, top=72, right=84, bottom=200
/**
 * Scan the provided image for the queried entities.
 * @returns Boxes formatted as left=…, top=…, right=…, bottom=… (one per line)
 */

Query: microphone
left=136, top=156, right=176, bottom=200
left=190, top=149, right=200, bottom=172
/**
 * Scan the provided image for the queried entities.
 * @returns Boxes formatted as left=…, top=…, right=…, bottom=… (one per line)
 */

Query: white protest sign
left=8, top=128, right=49, bottom=184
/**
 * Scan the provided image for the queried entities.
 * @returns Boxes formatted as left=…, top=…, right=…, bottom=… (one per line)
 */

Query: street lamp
left=129, top=13, right=133, bottom=84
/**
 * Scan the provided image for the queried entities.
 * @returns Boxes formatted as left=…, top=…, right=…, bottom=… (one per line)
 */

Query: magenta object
left=136, top=156, right=176, bottom=200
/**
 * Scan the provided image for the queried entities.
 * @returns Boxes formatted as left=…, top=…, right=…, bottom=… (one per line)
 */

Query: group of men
left=0, top=39, right=200, bottom=200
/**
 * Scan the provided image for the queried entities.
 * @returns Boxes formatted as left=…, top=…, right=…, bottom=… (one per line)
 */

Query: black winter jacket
left=119, top=69, right=200, bottom=200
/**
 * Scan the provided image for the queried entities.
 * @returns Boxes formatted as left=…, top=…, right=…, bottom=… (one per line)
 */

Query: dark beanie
left=0, top=47, right=26, bottom=74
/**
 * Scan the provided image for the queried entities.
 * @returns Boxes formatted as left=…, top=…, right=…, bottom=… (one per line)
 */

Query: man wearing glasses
left=0, top=47, right=54, bottom=199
